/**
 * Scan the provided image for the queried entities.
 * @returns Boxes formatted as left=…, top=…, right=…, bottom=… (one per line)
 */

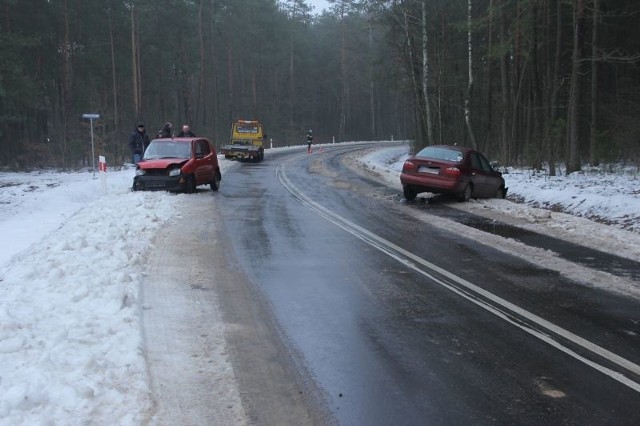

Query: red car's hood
left=138, top=158, right=188, bottom=169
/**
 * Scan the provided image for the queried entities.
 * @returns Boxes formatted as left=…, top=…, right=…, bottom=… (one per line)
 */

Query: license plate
left=418, top=166, right=439, bottom=174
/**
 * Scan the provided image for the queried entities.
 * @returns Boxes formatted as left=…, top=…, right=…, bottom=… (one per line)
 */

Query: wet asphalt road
left=216, top=143, right=640, bottom=425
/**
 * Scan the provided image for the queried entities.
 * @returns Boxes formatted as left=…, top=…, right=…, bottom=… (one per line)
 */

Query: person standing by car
left=157, top=122, right=173, bottom=138
left=177, top=124, right=196, bottom=137
left=306, top=129, right=313, bottom=153
left=128, top=122, right=150, bottom=164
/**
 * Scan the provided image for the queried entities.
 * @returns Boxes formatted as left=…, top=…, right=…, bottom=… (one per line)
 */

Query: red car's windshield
left=144, top=141, right=191, bottom=160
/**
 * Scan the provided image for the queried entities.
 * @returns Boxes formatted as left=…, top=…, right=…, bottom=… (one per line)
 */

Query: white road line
left=277, top=163, right=640, bottom=393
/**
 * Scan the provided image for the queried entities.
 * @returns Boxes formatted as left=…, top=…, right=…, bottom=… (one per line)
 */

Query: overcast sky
left=308, top=0, right=331, bottom=13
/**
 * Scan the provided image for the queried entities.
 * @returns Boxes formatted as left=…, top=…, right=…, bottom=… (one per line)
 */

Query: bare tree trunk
left=543, top=0, right=552, bottom=173
left=136, top=9, right=142, bottom=118
left=464, top=0, right=477, bottom=149
left=486, top=0, right=495, bottom=148
left=437, top=12, right=446, bottom=145
left=369, top=20, right=376, bottom=139
left=252, top=69, right=257, bottom=119
left=61, top=0, right=72, bottom=166
left=339, top=3, right=347, bottom=142
left=227, top=41, right=234, bottom=122
left=511, top=53, right=529, bottom=163
left=567, top=0, right=585, bottom=174
left=131, top=5, right=140, bottom=119
left=404, top=7, right=425, bottom=147
left=289, top=9, right=295, bottom=127
left=531, top=2, right=543, bottom=168
left=512, top=0, right=522, bottom=157
left=197, top=0, right=206, bottom=127
left=107, top=8, right=119, bottom=161
left=2, top=1, right=9, bottom=31
left=589, top=0, right=600, bottom=165
left=181, top=42, right=193, bottom=125
left=421, top=0, right=434, bottom=145
left=499, top=0, right=510, bottom=165
left=210, top=0, right=219, bottom=141
left=547, top=0, right=562, bottom=177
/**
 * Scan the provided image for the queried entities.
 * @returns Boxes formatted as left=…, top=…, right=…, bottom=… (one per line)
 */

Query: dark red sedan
left=132, top=137, right=221, bottom=193
left=400, top=145, right=507, bottom=202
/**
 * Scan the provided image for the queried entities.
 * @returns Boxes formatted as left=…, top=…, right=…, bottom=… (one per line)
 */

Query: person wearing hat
left=129, top=122, right=150, bottom=164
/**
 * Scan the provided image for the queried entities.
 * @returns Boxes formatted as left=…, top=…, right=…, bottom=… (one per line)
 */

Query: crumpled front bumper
left=132, top=175, right=188, bottom=192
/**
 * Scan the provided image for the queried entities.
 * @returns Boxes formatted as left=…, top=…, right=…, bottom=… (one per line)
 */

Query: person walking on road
left=306, top=129, right=313, bottom=153
left=128, top=122, right=150, bottom=164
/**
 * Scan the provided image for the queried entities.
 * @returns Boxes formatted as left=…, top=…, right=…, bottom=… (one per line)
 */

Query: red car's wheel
left=403, top=186, right=417, bottom=201
left=210, top=172, right=220, bottom=191
left=459, top=184, right=472, bottom=202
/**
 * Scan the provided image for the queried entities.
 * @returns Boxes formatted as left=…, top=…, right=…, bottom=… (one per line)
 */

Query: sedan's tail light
left=443, top=167, right=461, bottom=177
left=402, top=161, right=416, bottom=172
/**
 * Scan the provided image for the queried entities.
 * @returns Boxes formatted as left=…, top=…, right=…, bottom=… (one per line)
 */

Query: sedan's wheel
left=403, top=186, right=417, bottom=201
left=210, top=172, right=220, bottom=191
left=496, top=185, right=507, bottom=199
left=459, top=184, right=472, bottom=202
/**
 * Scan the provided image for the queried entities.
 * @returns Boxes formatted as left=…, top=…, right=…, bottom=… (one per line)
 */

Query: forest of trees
left=1, top=0, right=639, bottom=173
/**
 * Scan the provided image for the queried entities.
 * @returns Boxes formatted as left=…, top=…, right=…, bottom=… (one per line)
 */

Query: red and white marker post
left=98, top=155, right=107, bottom=193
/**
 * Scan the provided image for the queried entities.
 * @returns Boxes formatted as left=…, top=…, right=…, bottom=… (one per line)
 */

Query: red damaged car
left=400, top=145, right=507, bottom=202
left=132, top=137, right=221, bottom=193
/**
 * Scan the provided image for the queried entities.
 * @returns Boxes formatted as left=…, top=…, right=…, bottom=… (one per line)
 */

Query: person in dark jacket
left=306, top=129, right=313, bottom=153
left=177, top=124, right=196, bottom=137
left=157, top=122, right=173, bottom=138
left=128, top=122, right=150, bottom=163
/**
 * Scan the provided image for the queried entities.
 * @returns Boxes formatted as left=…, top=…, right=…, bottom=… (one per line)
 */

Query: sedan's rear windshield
left=144, top=141, right=191, bottom=159
left=415, top=146, right=463, bottom=163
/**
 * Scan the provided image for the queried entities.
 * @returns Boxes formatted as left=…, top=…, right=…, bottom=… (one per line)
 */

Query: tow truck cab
left=220, top=120, right=265, bottom=162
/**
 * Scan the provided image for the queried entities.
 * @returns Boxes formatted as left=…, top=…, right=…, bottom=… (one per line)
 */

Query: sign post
left=82, top=113, right=100, bottom=178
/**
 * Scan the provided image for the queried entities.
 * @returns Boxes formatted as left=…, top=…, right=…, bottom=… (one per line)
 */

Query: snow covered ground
left=1, top=142, right=639, bottom=424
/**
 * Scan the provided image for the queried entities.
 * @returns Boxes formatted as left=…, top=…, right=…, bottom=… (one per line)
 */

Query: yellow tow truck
left=220, top=120, right=265, bottom=162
